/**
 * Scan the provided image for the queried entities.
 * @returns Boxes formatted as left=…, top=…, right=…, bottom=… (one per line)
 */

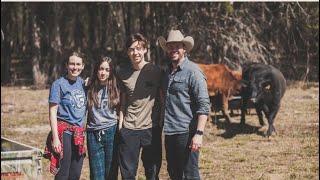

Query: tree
left=1, top=2, right=319, bottom=86
left=29, top=3, right=47, bottom=88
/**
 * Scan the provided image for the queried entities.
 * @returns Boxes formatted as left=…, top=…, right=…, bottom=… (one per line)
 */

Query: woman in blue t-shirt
left=86, top=56, right=120, bottom=180
left=47, top=51, right=87, bottom=180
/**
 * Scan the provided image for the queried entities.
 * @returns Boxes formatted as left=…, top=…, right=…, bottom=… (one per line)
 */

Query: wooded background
left=1, top=2, right=319, bottom=88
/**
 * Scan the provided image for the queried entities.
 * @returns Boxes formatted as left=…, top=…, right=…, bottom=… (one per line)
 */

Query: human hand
left=84, top=77, right=90, bottom=87
left=189, top=134, right=203, bottom=152
left=118, top=123, right=123, bottom=131
left=52, top=137, right=62, bottom=154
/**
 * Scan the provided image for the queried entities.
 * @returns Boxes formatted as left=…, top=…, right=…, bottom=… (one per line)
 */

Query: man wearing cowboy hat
left=158, top=30, right=210, bottom=180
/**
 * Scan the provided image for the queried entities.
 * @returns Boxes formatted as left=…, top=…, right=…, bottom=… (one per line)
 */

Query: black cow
left=240, top=63, right=286, bottom=137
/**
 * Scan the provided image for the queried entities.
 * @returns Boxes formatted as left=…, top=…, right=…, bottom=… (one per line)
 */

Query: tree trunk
left=1, top=3, right=13, bottom=84
left=50, top=3, right=62, bottom=82
left=1, top=34, right=12, bottom=85
left=113, top=3, right=126, bottom=52
left=102, top=3, right=114, bottom=53
left=29, top=4, right=47, bottom=88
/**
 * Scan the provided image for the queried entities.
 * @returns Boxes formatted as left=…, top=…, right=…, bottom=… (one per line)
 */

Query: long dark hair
left=87, top=56, right=120, bottom=110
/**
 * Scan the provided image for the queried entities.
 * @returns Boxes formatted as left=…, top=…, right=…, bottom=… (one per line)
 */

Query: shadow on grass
left=211, top=115, right=265, bottom=139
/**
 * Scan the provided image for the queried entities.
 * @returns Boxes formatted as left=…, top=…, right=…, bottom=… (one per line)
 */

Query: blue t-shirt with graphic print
left=49, top=76, right=87, bottom=127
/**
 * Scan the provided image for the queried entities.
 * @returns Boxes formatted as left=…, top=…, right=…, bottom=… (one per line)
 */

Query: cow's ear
left=264, top=84, right=271, bottom=90
left=262, top=81, right=272, bottom=91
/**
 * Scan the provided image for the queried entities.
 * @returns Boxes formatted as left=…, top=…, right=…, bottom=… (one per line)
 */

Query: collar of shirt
left=178, top=56, right=189, bottom=70
left=169, top=57, right=189, bottom=73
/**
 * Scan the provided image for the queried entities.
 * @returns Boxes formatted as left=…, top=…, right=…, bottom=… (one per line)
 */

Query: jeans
left=118, top=127, right=162, bottom=180
left=87, top=125, right=118, bottom=180
left=55, top=133, right=84, bottom=180
left=165, top=132, right=200, bottom=180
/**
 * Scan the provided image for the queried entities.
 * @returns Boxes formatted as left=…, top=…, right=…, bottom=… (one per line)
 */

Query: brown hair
left=87, top=56, right=120, bottom=110
left=66, top=50, right=86, bottom=65
left=126, top=33, right=148, bottom=49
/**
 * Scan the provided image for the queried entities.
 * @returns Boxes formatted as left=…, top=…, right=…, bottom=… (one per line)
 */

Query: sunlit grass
left=1, top=81, right=318, bottom=179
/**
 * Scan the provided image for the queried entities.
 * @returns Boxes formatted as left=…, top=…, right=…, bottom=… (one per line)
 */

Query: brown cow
left=197, top=63, right=244, bottom=123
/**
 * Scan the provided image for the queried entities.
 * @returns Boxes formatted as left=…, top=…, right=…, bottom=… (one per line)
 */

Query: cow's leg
left=247, top=99, right=253, bottom=115
left=255, top=104, right=265, bottom=126
left=230, top=109, right=234, bottom=116
left=209, top=96, right=218, bottom=124
left=208, top=112, right=212, bottom=123
left=266, top=104, right=280, bottom=137
left=240, top=97, right=249, bottom=125
left=207, top=101, right=213, bottom=124
left=222, top=93, right=233, bottom=123
left=214, top=110, right=219, bottom=125
left=255, top=103, right=269, bottom=134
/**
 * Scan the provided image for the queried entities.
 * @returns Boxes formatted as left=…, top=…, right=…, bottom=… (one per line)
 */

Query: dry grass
left=1, top=82, right=319, bottom=180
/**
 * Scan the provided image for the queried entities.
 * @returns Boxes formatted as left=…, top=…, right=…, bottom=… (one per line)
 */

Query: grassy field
left=1, top=81, right=319, bottom=180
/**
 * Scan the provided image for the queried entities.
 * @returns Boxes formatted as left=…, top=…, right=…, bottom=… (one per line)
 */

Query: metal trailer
left=1, top=136, right=42, bottom=179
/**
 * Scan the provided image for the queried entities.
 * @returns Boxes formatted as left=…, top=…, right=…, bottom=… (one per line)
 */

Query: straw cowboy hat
left=158, top=30, right=194, bottom=52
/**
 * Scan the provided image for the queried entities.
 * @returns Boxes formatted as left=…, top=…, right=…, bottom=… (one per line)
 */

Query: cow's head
left=230, top=66, right=244, bottom=95
left=232, top=79, right=248, bottom=95
left=251, top=77, right=272, bottom=103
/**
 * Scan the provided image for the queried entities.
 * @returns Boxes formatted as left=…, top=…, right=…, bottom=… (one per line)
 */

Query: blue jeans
left=87, top=125, right=118, bottom=180
left=165, top=132, right=200, bottom=180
